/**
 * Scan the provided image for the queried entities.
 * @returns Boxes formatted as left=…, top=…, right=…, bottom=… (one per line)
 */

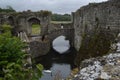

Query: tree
left=0, top=6, right=15, bottom=13
left=52, top=13, right=71, bottom=21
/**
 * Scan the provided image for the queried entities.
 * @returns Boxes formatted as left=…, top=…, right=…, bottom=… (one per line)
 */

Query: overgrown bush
left=0, top=24, right=43, bottom=80
left=1, top=24, right=12, bottom=33
left=0, top=6, right=15, bottom=13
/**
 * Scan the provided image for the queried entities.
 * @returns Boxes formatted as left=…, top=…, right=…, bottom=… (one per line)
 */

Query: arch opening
left=8, top=16, right=14, bottom=26
left=31, top=24, right=41, bottom=35
left=52, top=35, right=70, bottom=54
left=28, top=18, right=41, bottom=35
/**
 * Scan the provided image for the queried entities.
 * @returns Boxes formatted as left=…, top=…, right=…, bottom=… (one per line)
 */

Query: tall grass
left=31, top=24, right=41, bottom=35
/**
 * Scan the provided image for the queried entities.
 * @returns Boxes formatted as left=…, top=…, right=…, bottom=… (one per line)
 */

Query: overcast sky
left=0, top=0, right=108, bottom=14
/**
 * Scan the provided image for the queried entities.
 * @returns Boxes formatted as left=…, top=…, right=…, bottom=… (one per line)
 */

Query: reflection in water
left=36, top=47, right=77, bottom=80
left=36, top=36, right=77, bottom=80
left=52, top=36, right=70, bottom=54
left=51, top=64, right=71, bottom=78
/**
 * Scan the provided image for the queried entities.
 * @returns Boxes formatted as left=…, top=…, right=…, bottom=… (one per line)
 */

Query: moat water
left=35, top=36, right=77, bottom=80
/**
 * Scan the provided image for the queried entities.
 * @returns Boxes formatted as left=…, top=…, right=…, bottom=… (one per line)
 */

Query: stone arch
left=52, top=35, right=70, bottom=53
left=50, top=29, right=74, bottom=47
left=28, top=17, right=41, bottom=35
left=28, top=17, right=40, bottom=24
left=8, top=16, right=14, bottom=26
left=50, top=29, right=66, bottom=42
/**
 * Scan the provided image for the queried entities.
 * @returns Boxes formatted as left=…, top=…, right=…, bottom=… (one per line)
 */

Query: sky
left=0, top=0, right=108, bottom=14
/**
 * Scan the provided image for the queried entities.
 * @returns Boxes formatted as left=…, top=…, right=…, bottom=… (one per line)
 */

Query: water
left=36, top=48, right=77, bottom=80
left=35, top=36, right=77, bottom=80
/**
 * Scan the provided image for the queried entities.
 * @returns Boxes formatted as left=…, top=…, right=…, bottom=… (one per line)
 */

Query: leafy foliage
left=1, top=24, right=12, bottom=33
left=0, top=24, right=43, bottom=80
left=0, top=6, right=15, bottom=13
left=52, top=13, right=71, bottom=21
left=0, top=31, right=25, bottom=78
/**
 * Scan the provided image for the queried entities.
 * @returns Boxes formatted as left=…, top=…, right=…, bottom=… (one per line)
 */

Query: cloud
left=0, top=0, right=108, bottom=14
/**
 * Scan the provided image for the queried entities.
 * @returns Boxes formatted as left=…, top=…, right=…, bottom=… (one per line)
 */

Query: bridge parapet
left=49, top=28, right=74, bottom=47
left=48, top=22, right=73, bottom=32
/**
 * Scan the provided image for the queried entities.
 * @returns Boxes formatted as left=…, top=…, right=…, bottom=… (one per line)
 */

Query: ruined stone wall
left=15, top=11, right=51, bottom=36
left=73, top=0, right=120, bottom=51
left=0, top=11, right=51, bottom=36
left=29, top=40, right=50, bottom=58
left=49, top=23, right=74, bottom=46
left=0, top=12, right=15, bottom=27
left=49, top=23, right=73, bottom=32
left=49, top=28, right=74, bottom=46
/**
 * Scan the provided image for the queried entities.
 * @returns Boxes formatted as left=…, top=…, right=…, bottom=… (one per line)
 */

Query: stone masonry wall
left=0, top=11, right=51, bottom=36
left=29, top=40, right=50, bottom=58
left=48, top=23, right=73, bottom=32
left=73, top=0, right=120, bottom=51
left=49, top=23, right=74, bottom=47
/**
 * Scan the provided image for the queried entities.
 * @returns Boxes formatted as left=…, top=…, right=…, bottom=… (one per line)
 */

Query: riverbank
left=71, top=41, right=120, bottom=80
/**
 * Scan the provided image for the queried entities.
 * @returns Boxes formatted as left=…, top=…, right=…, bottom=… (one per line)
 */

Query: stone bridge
left=0, top=0, right=120, bottom=58
left=49, top=23, right=74, bottom=46
left=49, top=28, right=74, bottom=46
left=0, top=11, right=74, bottom=58
left=29, top=23, right=74, bottom=58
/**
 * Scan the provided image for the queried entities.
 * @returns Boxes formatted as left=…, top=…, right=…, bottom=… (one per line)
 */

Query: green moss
left=75, top=28, right=115, bottom=69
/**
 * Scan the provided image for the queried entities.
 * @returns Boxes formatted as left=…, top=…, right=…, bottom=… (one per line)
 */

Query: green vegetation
left=75, top=18, right=115, bottom=69
left=51, top=21, right=71, bottom=24
left=0, top=24, right=43, bottom=80
left=52, top=13, right=71, bottom=21
left=31, top=24, right=41, bottom=35
left=0, top=6, right=15, bottom=13
left=75, top=28, right=114, bottom=69
left=40, top=10, right=52, bottom=17
left=1, top=24, right=12, bottom=31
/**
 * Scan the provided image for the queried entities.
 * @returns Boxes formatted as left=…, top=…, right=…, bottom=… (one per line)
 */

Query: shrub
left=1, top=24, right=12, bottom=32
left=0, top=26, right=43, bottom=80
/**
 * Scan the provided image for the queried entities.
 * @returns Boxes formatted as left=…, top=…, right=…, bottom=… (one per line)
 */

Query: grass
left=51, top=21, right=72, bottom=24
left=31, top=24, right=41, bottom=35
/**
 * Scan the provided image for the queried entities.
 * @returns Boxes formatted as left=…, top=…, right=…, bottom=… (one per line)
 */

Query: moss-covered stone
left=75, top=28, right=115, bottom=69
